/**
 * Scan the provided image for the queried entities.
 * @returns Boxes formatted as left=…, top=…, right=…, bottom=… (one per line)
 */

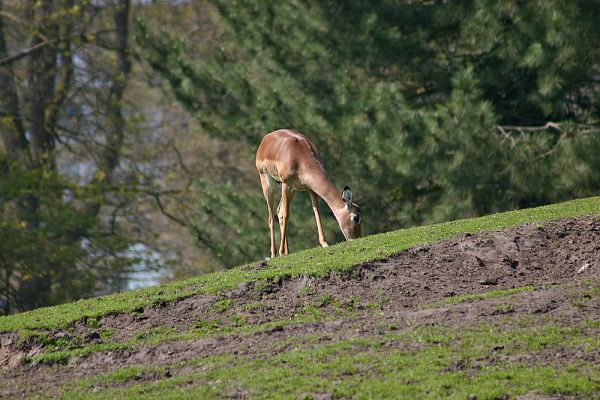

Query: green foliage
left=0, top=161, right=133, bottom=313
left=192, top=178, right=268, bottom=266
left=135, top=0, right=600, bottom=266
left=464, top=0, right=600, bottom=122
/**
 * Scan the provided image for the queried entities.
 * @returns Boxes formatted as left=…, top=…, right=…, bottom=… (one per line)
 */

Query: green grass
left=56, top=363, right=600, bottom=400
left=51, top=320, right=600, bottom=399
left=1, top=195, right=599, bottom=333
left=444, top=285, right=537, bottom=304
left=24, top=342, right=134, bottom=365
left=30, top=297, right=369, bottom=366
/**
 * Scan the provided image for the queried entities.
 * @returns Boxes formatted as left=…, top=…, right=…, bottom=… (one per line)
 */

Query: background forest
left=1, top=0, right=599, bottom=314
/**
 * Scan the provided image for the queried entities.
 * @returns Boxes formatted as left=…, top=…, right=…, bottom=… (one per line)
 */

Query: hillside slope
left=1, top=198, right=599, bottom=399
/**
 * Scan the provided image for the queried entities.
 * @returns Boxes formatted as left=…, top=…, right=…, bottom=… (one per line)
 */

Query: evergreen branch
left=495, top=121, right=599, bottom=159
left=495, top=122, right=600, bottom=137
left=495, top=122, right=562, bottom=136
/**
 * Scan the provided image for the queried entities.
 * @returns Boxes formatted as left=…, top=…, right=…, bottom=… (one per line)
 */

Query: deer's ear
left=341, top=186, right=352, bottom=208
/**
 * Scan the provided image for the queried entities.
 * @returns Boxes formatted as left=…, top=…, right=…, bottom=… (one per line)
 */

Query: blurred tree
left=0, top=0, right=157, bottom=313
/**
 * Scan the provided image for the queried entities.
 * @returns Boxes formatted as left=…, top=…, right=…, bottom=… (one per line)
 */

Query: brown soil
left=1, top=216, right=599, bottom=399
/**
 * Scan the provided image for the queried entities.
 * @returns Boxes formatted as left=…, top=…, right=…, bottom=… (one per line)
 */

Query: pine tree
left=136, top=0, right=600, bottom=267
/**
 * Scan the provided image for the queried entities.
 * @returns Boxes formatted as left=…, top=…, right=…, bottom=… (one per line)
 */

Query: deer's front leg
left=278, top=184, right=295, bottom=255
left=259, top=173, right=276, bottom=258
left=309, top=190, right=328, bottom=247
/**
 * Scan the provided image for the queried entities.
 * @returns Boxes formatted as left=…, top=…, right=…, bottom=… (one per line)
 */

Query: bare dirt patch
left=1, top=216, right=599, bottom=398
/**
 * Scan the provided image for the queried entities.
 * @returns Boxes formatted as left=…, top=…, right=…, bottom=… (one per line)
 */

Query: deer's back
left=256, top=129, right=325, bottom=187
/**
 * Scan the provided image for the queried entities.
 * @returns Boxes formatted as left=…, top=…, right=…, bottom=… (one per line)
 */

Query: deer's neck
left=305, top=169, right=347, bottom=220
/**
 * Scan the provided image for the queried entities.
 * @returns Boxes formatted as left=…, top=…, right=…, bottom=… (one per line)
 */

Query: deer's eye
left=353, top=214, right=361, bottom=224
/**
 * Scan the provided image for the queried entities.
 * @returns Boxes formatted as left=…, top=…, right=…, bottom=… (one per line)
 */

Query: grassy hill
left=1, top=196, right=599, bottom=399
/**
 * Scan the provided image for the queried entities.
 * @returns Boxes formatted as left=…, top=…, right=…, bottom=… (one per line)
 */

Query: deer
left=255, top=129, right=361, bottom=258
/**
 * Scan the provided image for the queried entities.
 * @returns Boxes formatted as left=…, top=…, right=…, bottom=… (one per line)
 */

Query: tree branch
left=147, top=190, right=189, bottom=228
left=495, top=122, right=600, bottom=137
left=0, top=38, right=57, bottom=66
left=495, top=122, right=562, bottom=136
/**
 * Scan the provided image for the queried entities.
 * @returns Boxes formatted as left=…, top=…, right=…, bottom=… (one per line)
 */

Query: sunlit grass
left=53, top=320, right=600, bottom=399
left=1, top=195, right=599, bottom=332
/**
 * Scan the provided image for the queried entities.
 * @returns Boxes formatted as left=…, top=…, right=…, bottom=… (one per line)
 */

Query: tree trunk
left=26, top=0, right=58, bottom=167
left=99, top=0, right=132, bottom=182
left=0, top=0, right=28, bottom=162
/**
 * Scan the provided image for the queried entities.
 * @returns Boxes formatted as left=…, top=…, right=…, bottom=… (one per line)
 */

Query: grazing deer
left=255, top=129, right=361, bottom=258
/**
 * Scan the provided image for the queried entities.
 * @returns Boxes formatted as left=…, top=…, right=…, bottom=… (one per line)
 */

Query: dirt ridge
left=0, top=216, right=599, bottom=398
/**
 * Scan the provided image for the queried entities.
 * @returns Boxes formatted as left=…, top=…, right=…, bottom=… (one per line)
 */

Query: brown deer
left=255, top=129, right=361, bottom=258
